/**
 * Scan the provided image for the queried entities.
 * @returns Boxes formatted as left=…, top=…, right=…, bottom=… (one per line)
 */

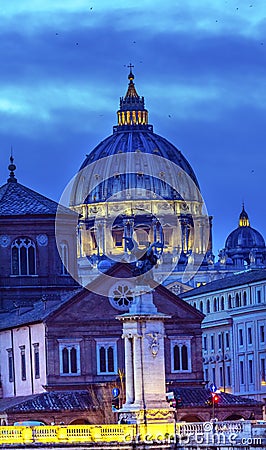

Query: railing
left=0, top=421, right=264, bottom=446
left=0, top=423, right=174, bottom=445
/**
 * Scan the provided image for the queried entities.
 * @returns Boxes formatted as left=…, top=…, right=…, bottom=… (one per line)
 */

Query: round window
left=109, top=283, right=134, bottom=311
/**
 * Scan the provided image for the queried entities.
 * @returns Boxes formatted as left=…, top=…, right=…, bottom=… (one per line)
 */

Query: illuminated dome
left=78, top=67, right=199, bottom=204
left=70, top=67, right=213, bottom=284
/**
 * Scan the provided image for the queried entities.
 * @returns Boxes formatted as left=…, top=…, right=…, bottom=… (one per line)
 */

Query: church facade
left=181, top=269, right=266, bottom=408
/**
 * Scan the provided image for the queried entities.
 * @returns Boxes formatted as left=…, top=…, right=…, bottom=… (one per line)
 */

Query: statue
left=123, top=236, right=164, bottom=279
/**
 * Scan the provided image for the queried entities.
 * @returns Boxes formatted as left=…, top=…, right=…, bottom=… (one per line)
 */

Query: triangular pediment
left=46, top=263, right=204, bottom=324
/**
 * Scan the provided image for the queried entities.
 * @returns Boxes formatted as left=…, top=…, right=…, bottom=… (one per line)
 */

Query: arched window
left=235, top=293, right=240, bottom=307
left=96, top=341, right=117, bottom=374
left=213, top=297, right=217, bottom=312
left=107, top=346, right=114, bottom=373
left=171, top=340, right=191, bottom=372
left=174, top=345, right=180, bottom=371
left=243, top=291, right=247, bottom=306
left=11, top=237, right=36, bottom=275
left=221, top=296, right=225, bottom=310
left=228, top=295, right=232, bottom=309
left=60, top=241, right=69, bottom=275
left=59, top=341, right=80, bottom=375
left=181, top=345, right=188, bottom=370
left=193, top=302, right=197, bottom=309
left=199, top=301, right=203, bottom=313
left=207, top=299, right=210, bottom=313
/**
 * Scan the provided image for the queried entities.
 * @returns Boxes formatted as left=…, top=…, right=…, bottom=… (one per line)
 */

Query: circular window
left=109, top=283, right=134, bottom=311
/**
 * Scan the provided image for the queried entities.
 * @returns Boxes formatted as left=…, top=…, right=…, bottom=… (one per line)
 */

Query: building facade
left=181, top=269, right=266, bottom=410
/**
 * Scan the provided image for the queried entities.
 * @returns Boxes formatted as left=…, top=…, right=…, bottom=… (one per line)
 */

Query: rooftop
left=181, top=269, right=266, bottom=298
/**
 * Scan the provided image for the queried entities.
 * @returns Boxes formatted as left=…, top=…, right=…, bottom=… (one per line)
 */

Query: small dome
left=225, top=226, right=265, bottom=250
left=222, top=206, right=266, bottom=268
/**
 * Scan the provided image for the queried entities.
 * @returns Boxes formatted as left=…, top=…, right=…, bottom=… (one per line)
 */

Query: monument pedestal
left=117, top=290, right=174, bottom=424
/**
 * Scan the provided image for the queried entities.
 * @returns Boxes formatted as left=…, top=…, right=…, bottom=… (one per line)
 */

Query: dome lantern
left=115, top=65, right=151, bottom=132
left=239, top=204, right=250, bottom=227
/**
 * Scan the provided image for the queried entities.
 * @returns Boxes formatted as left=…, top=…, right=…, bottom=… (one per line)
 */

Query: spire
left=7, top=152, right=17, bottom=183
left=125, top=64, right=139, bottom=98
left=239, top=203, right=250, bottom=227
left=114, top=65, right=152, bottom=132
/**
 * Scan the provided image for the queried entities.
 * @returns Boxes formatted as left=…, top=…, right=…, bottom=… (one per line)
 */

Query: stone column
left=123, top=335, right=134, bottom=404
left=133, top=334, right=143, bottom=407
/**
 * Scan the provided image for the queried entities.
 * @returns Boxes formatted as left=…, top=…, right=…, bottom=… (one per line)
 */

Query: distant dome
left=222, top=205, right=266, bottom=267
left=225, top=226, right=265, bottom=250
left=225, top=205, right=265, bottom=250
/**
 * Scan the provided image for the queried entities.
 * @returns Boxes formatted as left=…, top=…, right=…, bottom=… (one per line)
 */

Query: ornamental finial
left=7, top=149, right=17, bottom=183
left=127, top=63, right=134, bottom=80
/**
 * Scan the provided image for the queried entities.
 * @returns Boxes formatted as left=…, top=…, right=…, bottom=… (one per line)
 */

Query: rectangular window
left=247, top=327, right=252, bottom=345
left=203, top=335, right=207, bottom=351
left=58, top=340, right=81, bottom=376
left=240, top=361, right=244, bottom=385
left=33, top=343, right=40, bottom=379
left=20, top=346, right=26, bottom=381
left=261, top=358, right=265, bottom=383
left=218, top=334, right=222, bottom=350
left=96, top=340, right=117, bottom=375
left=171, top=339, right=192, bottom=373
left=113, top=230, right=123, bottom=247
left=239, top=329, right=243, bottom=346
left=204, top=368, right=209, bottom=382
left=219, top=366, right=223, bottom=386
left=212, top=367, right=216, bottom=384
left=227, top=365, right=231, bottom=386
left=211, top=335, right=214, bottom=351
left=260, top=325, right=265, bottom=343
left=7, top=349, right=14, bottom=382
left=249, top=359, right=253, bottom=384
left=225, top=332, right=230, bottom=349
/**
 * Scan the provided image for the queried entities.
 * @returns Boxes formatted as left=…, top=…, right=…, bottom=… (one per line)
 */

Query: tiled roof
left=0, top=388, right=260, bottom=414
left=0, top=289, right=81, bottom=331
left=181, top=269, right=266, bottom=298
left=173, top=387, right=262, bottom=407
left=0, top=391, right=93, bottom=413
left=0, top=181, right=75, bottom=216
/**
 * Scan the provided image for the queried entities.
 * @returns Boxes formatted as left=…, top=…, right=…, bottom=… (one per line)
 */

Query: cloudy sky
left=0, top=0, right=265, bottom=256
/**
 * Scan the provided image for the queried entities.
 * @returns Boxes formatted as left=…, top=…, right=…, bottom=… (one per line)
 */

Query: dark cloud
left=0, top=3, right=265, bottom=256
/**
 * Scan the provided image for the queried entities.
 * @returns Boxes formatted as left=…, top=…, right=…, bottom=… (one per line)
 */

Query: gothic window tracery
left=11, top=237, right=36, bottom=276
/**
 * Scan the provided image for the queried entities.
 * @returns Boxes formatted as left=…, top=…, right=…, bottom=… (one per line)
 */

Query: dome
left=68, top=67, right=211, bottom=287
left=225, top=226, right=265, bottom=250
left=225, top=205, right=265, bottom=251
left=222, top=205, right=266, bottom=268
left=77, top=68, right=199, bottom=204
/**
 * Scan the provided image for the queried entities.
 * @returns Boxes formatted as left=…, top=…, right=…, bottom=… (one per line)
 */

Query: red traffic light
left=211, top=393, right=219, bottom=404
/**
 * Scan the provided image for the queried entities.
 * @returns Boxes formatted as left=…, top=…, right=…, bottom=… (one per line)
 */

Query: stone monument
left=117, top=238, right=173, bottom=424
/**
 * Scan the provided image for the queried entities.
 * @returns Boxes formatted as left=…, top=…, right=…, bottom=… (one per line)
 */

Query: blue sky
left=0, top=0, right=265, bottom=256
